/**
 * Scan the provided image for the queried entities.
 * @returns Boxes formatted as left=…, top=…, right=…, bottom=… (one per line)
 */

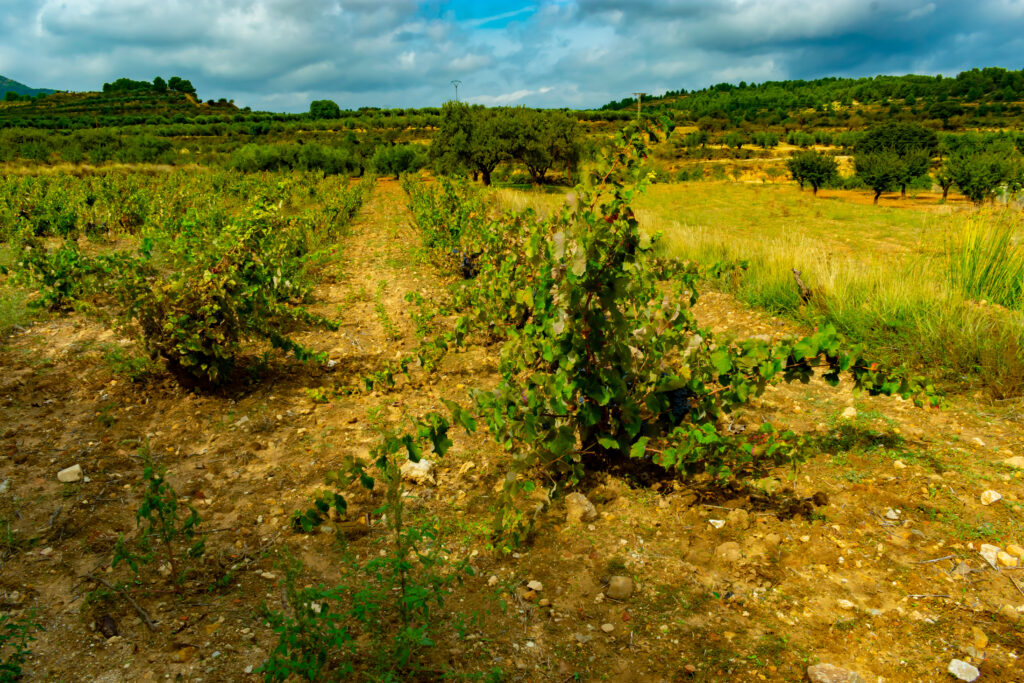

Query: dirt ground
left=2, top=180, right=1023, bottom=682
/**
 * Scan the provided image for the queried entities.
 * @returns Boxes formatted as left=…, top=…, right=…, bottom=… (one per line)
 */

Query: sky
left=0, top=0, right=1022, bottom=112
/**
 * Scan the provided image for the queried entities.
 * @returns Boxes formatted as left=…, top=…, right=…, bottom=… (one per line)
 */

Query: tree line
left=786, top=122, right=1023, bottom=204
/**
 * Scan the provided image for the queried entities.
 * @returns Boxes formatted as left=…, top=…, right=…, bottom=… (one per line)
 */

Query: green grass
left=491, top=180, right=1024, bottom=395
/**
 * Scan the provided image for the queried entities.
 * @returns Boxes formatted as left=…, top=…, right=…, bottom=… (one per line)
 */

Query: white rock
left=526, top=580, right=543, bottom=592
left=0, top=479, right=9, bottom=494
left=971, top=437, right=985, bottom=447
left=487, top=575, right=499, bottom=586
left=400, top=459, right=435, bottom=485
left=980, top=544, right=1001, bottom=568
left=600, top=623, right=614, bottom=633
left=564, top=492, right=598, bottom=524
left=840, top=406, right=857, bottom=420
left=885, top=508, right=900, bottom=521
left=708, top=519, right=725, bottom=529
left=57, top=464, right=83, bottom=483
left=893, top=459, right=907, bottom=469
left=980, top=490, right=1002, bottom=505
left=1003, top=456, right=1024, bottom=469
left=947, top=659, right=980, bottom=682
left=837, top=599, right=855, bottom=610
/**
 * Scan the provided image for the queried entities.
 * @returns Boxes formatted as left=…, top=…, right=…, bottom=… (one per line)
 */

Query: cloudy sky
left=1, top=0, right=1022, bottom=112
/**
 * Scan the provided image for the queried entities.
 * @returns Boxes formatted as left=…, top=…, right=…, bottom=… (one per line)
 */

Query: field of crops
left=1, top=124, right=1024, bottom=682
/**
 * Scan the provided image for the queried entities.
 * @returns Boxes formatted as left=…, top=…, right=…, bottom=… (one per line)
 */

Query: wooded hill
left=603, top=67, right=1024, bottom=131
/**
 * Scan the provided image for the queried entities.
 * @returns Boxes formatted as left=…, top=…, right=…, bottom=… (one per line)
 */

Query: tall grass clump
left=946, top=210, right=1024, bottom=310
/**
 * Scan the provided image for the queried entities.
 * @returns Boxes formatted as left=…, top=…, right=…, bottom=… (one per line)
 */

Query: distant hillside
left=0, top=75, right=56, bottom=98
left=602, top=67, right=1024, bottom=131
left=0, top=89, right=238, bottom=128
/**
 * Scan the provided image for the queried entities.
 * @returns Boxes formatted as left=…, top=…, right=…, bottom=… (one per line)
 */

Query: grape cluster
left=664, top=387, right=695, bottom=424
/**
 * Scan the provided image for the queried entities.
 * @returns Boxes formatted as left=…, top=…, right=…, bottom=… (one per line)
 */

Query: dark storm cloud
left=0, top=0, right=1020, bottom=111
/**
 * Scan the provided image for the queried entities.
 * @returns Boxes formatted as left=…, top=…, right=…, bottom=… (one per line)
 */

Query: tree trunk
left=481, top=169, right=491, bottom=186
left=900, top=184, right=907, bottom=199
left=942, top=186, right=950, bottom=201
left=812, top=185, right=818, bottom=196
left=873, top=189, right=881, bottom=205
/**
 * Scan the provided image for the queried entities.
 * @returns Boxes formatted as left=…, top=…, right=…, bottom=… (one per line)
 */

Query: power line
left=451, top=80, right=462, bottom=102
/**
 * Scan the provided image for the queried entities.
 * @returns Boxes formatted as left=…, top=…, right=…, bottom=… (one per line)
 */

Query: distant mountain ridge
left=0, top=75, right=57, bottom=98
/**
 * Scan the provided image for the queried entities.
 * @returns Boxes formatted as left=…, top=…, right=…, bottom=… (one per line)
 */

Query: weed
left=0, top=611, right=43, bottom=681
left=111, top=443, right=205, bottom=587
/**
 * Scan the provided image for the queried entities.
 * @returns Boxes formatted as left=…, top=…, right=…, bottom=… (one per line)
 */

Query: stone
left=840, top=406, right=857, bottom=420
left=605, top=576, right=635, bottom=601
left=564, top=492, right=598, bottom=524
left=999, top=604, right=1020, bottom=623
left=172, top=646, right=198, bottom=663
left=526, top=580, right=543, bottom=592
left=726, top=508, right=750, bottom=529
left=997, top=551, right=1018, bottom=568
left=893, top=459, right=907, bottom=469
left=980, top=544, right=1001, bottom=568
left=980, top=490, right=1002, bottom=506
left=708, top=519, right=725, bottom=529
left=0, top=479, right=9, bottom=494
left=487, top=575, right=499, bottom=586
left=400, top=459, right=435, bottom=485
left=806, top=663, right=866, bottom=683
left=885, top=508, right=900, bottom=521
left=947, top=659, right=980, bottom=682
left=837, top=599, right=855, bottom=610
left=714, top=542, right=742, bottom=564
left=971, top=626, right=988, bottom=651
left=1006, top=544, right=1024, bottom=560
left=601, top=623, right=614, bottom=633
left=1003, top=456, right=1024, bottom=469
left=57, top=464, right=83, bottom=483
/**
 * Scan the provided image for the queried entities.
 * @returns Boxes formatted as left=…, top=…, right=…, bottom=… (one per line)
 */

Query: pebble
left=400, top=459, right=435, bottom=485
left=0, top=479, right=9, bottom=494
left=979, top=544, right=1000, bottom=568
left=564, top=492, right=598, bottom=524
left=708, top=519, right=725, bottom=529
left=997, top=551, right=1018, bottom=568
left=840, top=406, right=857, bottom=420
left=1006, top=544, right=1024, bottom=560
left=1003, top=456, right=1024, bottom=469
left=605, top=576, right=635, bottom=601
left=526, top=580, right=543, bottom=592
left=806, top=663, right=866, bottom=683
left=764, top=533, right=782, bottom=547
left=885, top=508, right=900, bottom=521
left=487, top=575, right=499, bottom=586
left=893, top=459, right=907, bottom=469
left=999, top=604, right=1020, bottom=623
left=57, top=464, right=83, bottom=483
left=600, top=623, right=614, bottom=633
left=837, top=599, right=855, bottom=610
left=260, top=572, right=276, bottom=580
left=947, top=659, right=980, bottom=682
left=980, top=490, right=1002, bottom=506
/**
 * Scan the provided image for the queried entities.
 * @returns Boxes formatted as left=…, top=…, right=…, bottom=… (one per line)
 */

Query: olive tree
left=787, top=150, right=838, bottom=195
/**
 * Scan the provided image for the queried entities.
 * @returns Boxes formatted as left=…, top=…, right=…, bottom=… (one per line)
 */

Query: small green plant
left=374, top=280, right=400, bottom=341
left=0, top=611, right=43, bottom=682
left=267, top=410, right=469, bottom=680
left=112, top=444, right=205, bottom=587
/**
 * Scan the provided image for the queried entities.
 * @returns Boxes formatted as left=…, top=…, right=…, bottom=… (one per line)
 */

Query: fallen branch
left=915, top=555, right=955, bottom=564
left=85, top=574, right=159, bottom=632
left=792, top=269, right=813, bottom=305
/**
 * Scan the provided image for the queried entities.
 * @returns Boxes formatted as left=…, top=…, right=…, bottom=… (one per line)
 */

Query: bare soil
left=2, top=180, right=1023, bottom=682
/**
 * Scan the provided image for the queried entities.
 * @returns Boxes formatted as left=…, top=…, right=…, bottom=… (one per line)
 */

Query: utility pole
left=451, top=80, right=462, bottom=102
left=632, top=92, right=646, bottom=120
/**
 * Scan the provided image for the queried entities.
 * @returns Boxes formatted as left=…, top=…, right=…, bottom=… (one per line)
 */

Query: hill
left=602, top=67, right=1024, bottom=131
left=0, top=89, right=237, bottom=128
left=0, top=74, right=56, bottom=99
